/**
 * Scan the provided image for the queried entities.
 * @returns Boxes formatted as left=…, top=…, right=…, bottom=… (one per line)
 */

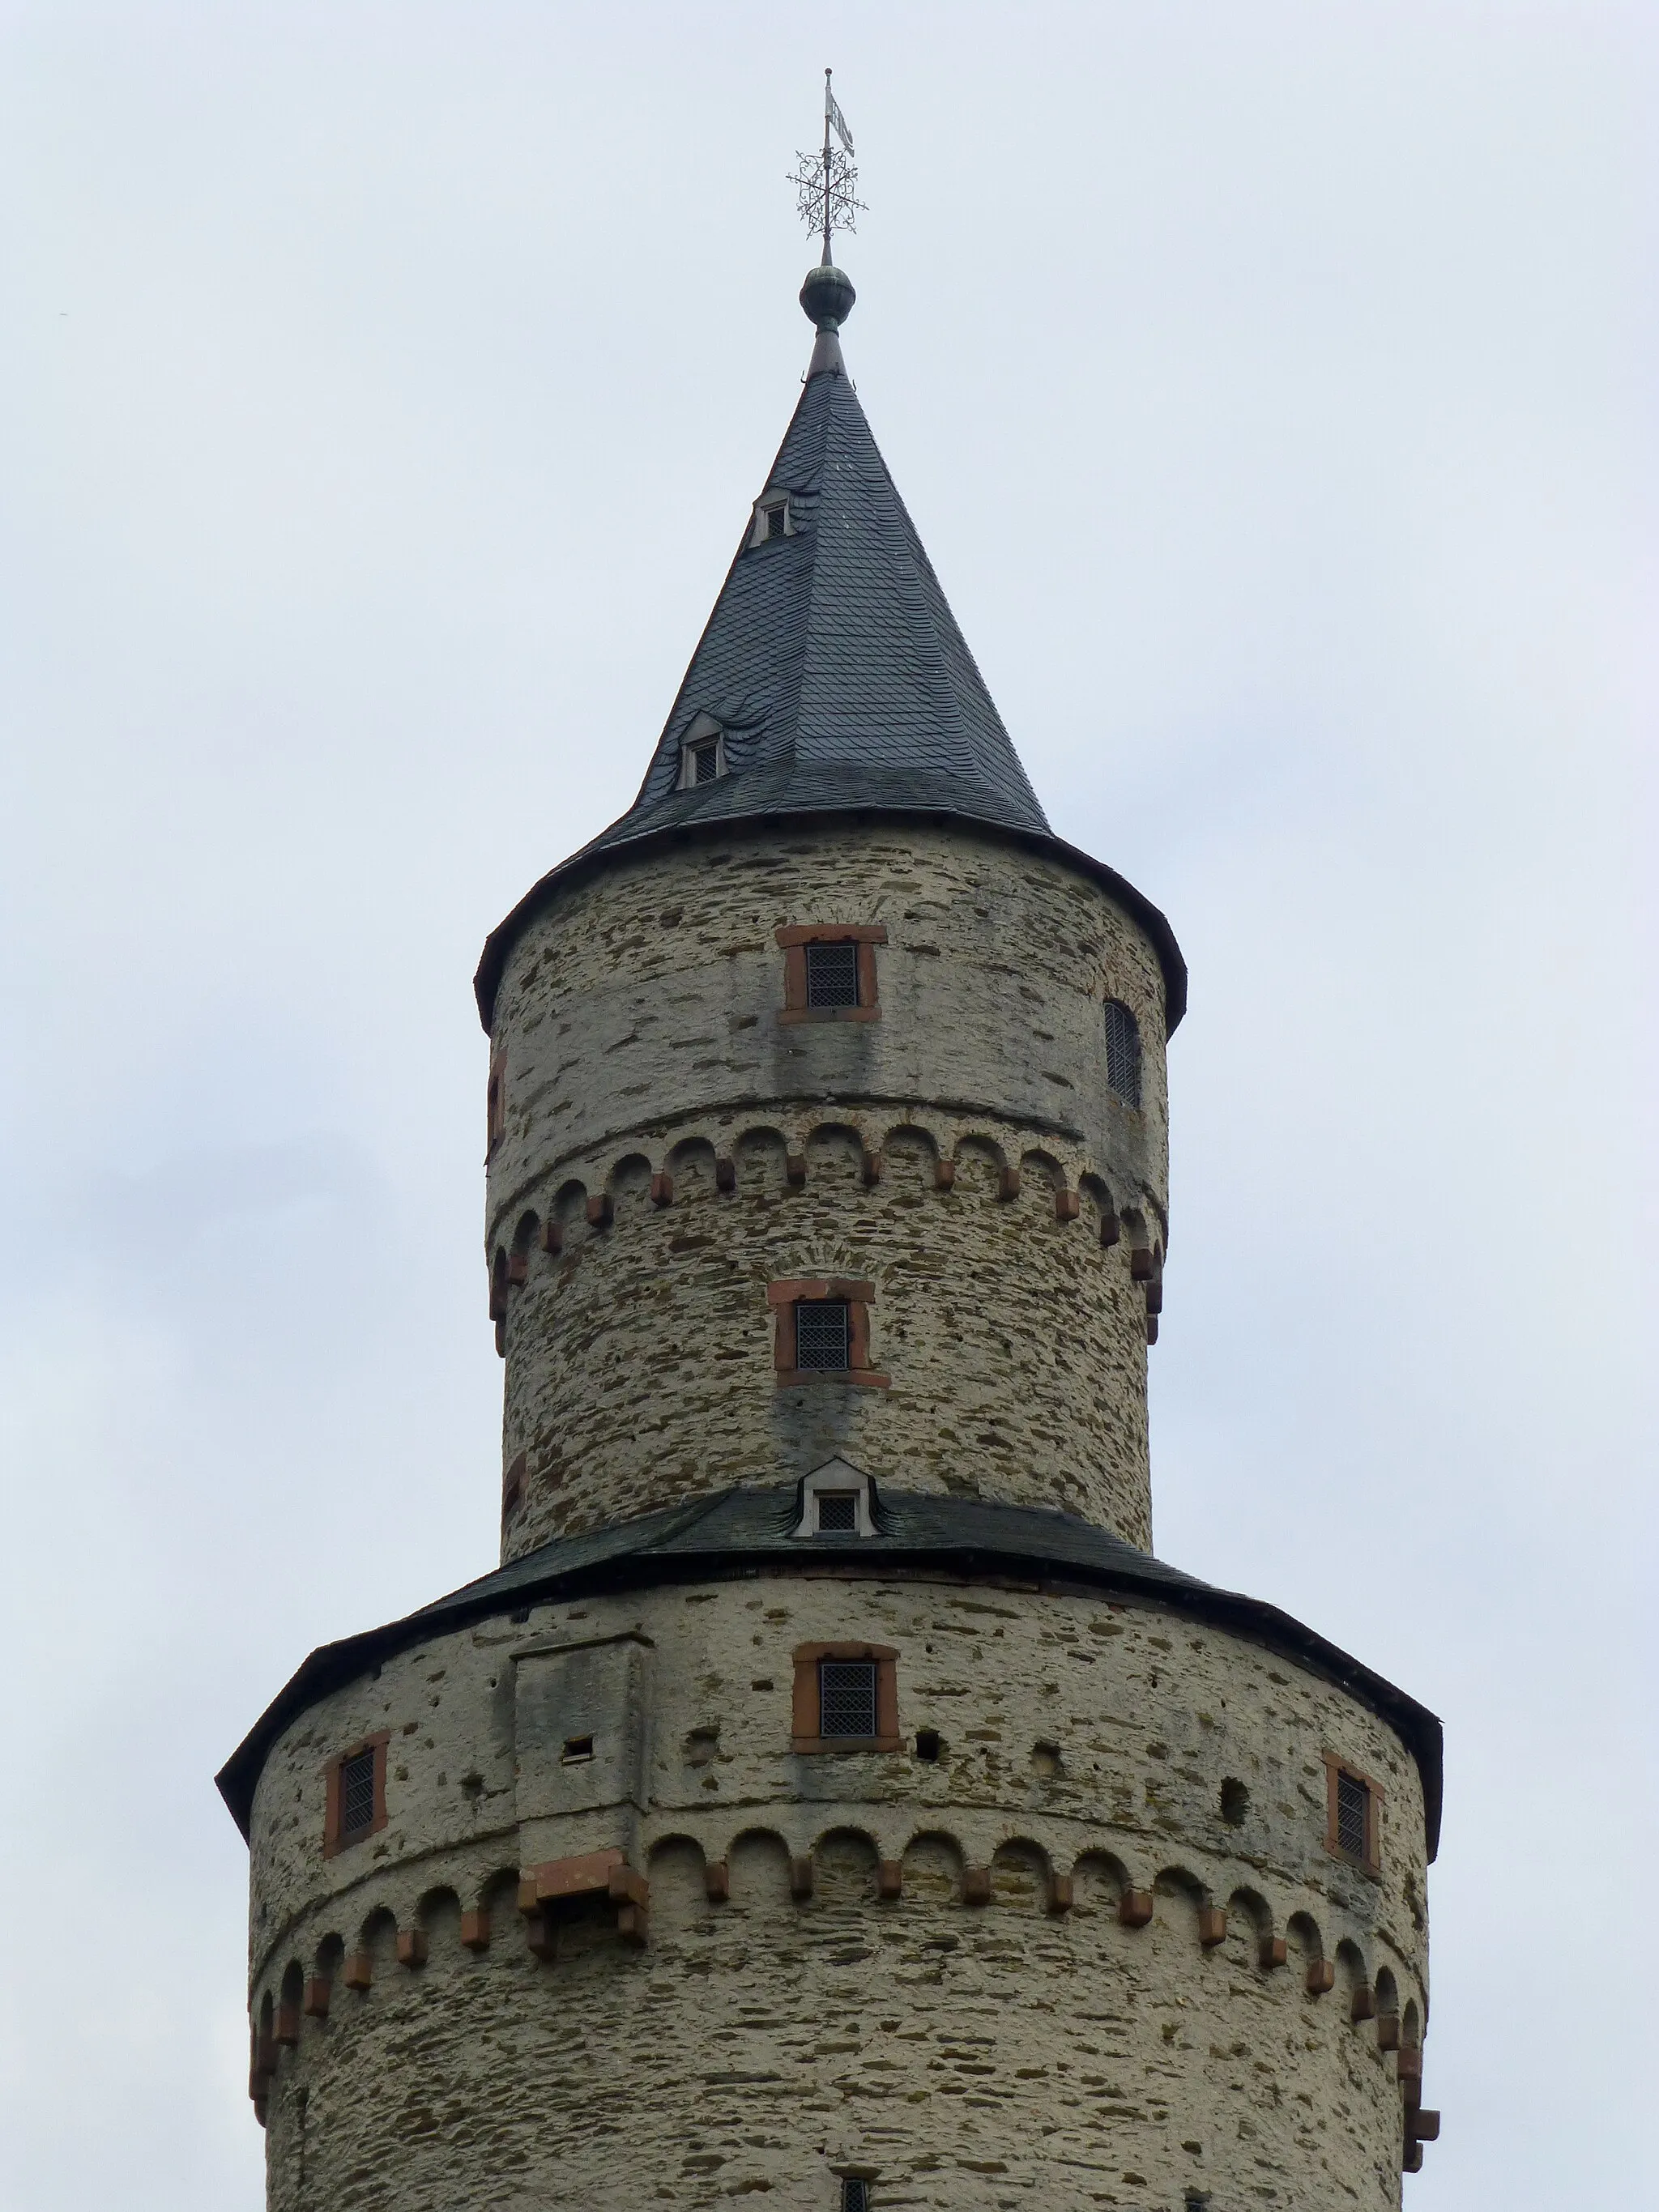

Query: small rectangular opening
left=689, top=740, right=719, bottom=785
left=765, top=501, right=787, bottom=539
left=339, top=1749, right=377, bottom=1838
left=1336, top=1769, right=1369, bottom=1859
left=804, top=940, right=860, bottom=1008
left=561, top=1735, right=595, bottom=1765
left=819, top=1659, right=878, bottom=1740
left=914, top=1728, right=941, bottom=1762
left=841, top=2180, right=871, bottom=2212
left=1104, top=998, right=1143, bottom=1109
left=795, top=1299, right=851, bottom=1372
left=815, top=1491, right=858, bottom=1533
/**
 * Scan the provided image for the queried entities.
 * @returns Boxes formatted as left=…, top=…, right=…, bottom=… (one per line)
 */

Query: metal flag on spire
left=826, top=73, right=854, bottom=156
left=791, top=67, right=865, bottom=264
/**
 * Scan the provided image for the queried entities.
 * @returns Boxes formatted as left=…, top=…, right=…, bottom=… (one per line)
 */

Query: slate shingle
left=473, top=330, right=1188, bottom=1032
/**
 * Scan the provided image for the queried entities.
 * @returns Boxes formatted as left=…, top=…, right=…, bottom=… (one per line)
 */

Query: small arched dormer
left=677, top=713, right=729, bottom=790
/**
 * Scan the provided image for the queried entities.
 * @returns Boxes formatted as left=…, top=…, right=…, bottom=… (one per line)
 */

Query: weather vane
left=791, top=67, right=864, bottom=264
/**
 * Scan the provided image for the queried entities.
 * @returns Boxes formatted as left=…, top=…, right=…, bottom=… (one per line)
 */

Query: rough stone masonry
left=219, top=249, right=1441, bottom=2211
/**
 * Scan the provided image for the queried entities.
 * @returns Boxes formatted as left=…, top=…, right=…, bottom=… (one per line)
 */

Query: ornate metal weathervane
left=791, top=68, right=864, bottom=264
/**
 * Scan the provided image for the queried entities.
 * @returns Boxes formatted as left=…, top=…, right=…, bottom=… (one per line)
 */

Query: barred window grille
left=340, top=1749, right=377, bottom=1837
left=1336, top=1769, right=1370, bottom=1860
left=688, top=739, right=720, bottom=785
left=816, top=1491, right=858, bottom=1533
left=1104, top=999, right=1142, bottom=1108
left=819, top=1660, right=878, bottom=1739
left=765, top=501, right=787, bottom=539
left=795, top=1298, right=851, bottom=1371
left=804, top=940, right=860, bottom=1008
left=841, top=2181, right=871, bottom=2212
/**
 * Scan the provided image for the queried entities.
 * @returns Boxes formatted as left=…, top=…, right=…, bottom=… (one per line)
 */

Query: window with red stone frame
left=323, top=1733, right=390, bottom=1858
left=1322, top=1752, right=1384, bottom=1877
left=791, top=1643, right=902, bottom=1752
left=485, top=1052, right=506, bottom=1160
left=767, top=1278, right=889, bottom=1387
left=775, top=924, right=886, bottom=1023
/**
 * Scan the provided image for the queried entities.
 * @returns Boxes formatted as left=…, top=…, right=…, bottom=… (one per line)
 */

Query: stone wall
left=485, top=826, right=1172, bottom=1558
left=495, top=1118, right=1157, bottom=1555
left=248, top=1569, right=1431, bottom=2211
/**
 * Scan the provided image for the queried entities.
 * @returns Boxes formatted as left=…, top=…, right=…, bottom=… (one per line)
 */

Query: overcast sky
left=0, top=5, right=1652, bottom=2206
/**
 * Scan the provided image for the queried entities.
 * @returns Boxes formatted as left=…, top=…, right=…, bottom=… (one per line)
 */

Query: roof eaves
left=215, top=1490, right=1435, bottom=1856
left=472, top=804, right=1188, bottom=1035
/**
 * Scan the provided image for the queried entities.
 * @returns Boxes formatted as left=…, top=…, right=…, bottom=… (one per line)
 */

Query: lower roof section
left=215, top=1483, right=1441, bottom=1856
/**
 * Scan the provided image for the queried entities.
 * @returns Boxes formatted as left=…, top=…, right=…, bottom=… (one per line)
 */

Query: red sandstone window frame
left=1322, top=1751, right=1384, bottom=1877
left=323, top=1733, right=390, bottom=1859
left=791, top=1642, right=902, bottom=1753
left=775, top=923, right=886, bottom=1024
left=767, top=1278, right=889, bottom=1388
left=485, top=1052, right=506, bottom=1161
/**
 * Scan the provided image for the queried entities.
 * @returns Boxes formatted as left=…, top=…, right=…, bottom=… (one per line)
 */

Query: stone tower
left=220, top=258, right=1442, bottom=2211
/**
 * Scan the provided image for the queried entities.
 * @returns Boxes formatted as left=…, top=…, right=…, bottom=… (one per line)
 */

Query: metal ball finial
left=800, top=262, right=855, bottom=331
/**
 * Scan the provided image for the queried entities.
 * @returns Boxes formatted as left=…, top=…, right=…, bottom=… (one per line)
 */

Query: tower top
left=474, top=191, right=1187, bottom=1035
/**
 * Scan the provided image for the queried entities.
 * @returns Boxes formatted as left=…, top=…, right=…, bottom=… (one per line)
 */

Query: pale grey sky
left=0, top=5, right=1652, bottom=2206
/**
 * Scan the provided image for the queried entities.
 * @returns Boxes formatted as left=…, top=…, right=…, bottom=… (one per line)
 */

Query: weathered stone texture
left=486, top=827, right=1171, bottom=1226
left=497, top=1123, right=1153, bottom=1555
left=485, top=825, right=1171, bottom=1558
left=250, top=1572, right=1429, bottom=2210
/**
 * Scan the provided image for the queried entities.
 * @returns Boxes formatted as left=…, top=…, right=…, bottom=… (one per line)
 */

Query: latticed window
left=795, top=1298, right=851, bottom=1370
left=819, top=1660, right=878, bottom=1739
left=765, top=501, right=787, bottom=539
left=1336, top=1768, right=1370, bottom=1860
left=815, top=1490, right=858, bottom=1532
left=339, top=1749, right=377, bottom=1838
left=688, top=739, right=719, bottom=785
left=804, top=941, right=860, bottom=1008
left=1105, top=998, right=1142, bottom=1108
left=841, top=2181, right=871, bottom=2212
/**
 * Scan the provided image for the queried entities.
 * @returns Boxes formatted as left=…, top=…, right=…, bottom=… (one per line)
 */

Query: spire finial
left=791, top=70, right=863, bottom=372
left=790, top=67, right=864, bottom=277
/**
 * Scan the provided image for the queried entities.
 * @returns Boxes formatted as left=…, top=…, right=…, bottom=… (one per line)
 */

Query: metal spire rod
left=791, top=67, right=863, bottom=264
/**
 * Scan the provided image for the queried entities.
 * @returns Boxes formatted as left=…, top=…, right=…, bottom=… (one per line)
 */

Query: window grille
left=795, top=1299, right=851, bottom=1371
left=841, top=2182, right=871, bottom=2212
left=819, top=1660, right=878, bottom=1739
left=815, top=1491, right=858, bottom=1533
left=1105, top=999, right=1142, bottom=1108
left=1336, top=1769, right=1370, bottom=1860
left=339, top=1749, right=377, bottom=1838
left=804, top=940, right=860, bottom=1008
left=765, top=501, right=787, bottom=539
left=689, top=740, right=719, bottom=785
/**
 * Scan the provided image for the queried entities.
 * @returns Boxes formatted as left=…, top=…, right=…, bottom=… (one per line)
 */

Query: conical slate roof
left=476, top=278, right=1186, bottom=1029
left=592, top=331, right=1051, bottom=846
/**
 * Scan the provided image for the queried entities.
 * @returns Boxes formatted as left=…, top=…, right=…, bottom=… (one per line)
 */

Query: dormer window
left=791, top=1458, right=880, bottom=1536
left=749, top=494, right=793, bottom=548
left=677, top=719, right=728, bottom=790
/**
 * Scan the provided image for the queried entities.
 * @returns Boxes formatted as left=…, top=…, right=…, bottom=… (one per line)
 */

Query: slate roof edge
left=472, top=804, right=1188, bottom=1036
left=215, top=1490, right=1439, bottom=1857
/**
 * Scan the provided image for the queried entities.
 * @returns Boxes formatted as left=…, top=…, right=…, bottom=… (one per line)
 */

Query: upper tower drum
left=475, top=271, right=1187, bottom=1562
